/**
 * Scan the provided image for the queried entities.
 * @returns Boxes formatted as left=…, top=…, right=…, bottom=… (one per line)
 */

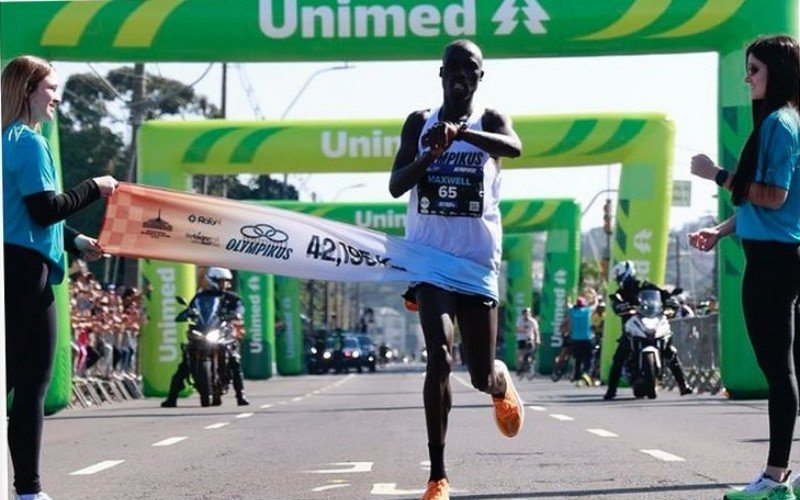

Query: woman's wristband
left=714, top=169, right=730, bottom=187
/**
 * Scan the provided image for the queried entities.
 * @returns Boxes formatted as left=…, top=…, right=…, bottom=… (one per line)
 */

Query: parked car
left=355, top=334, right=377, bottom=372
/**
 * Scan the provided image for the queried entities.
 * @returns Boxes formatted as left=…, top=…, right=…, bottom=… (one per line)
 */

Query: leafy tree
left=57, top=66, right=301, bottom=286
left=58, top=65, right=297, bottom=278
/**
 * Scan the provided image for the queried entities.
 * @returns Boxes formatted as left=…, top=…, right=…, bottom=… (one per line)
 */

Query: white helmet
left=611, top=260, right=635, bottom=285
left=206, top=267, right=233, bottom=290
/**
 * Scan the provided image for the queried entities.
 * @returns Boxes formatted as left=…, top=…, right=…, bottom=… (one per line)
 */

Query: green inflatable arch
left=1, top=0, right=795, bottom=406
left=136, top=112, right=671, bottom=395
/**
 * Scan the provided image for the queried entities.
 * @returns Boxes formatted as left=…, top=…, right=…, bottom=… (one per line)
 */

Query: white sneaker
left=16, top=493, right=54, bottom=500
left=724, top=471, right=795, bottom=499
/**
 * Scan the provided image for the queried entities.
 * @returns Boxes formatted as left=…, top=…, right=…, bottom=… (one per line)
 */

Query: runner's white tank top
left=405, top=106, right=502, bottom=274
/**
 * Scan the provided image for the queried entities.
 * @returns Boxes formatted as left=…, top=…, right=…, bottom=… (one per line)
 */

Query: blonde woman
left=2, top=55, right=117, bottom=500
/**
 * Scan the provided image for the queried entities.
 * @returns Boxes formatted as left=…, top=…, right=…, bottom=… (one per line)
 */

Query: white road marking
left=586, top=428, right=618, bottom=438
left=70, top=460, right=125, bottom=475
left=313, top=484, right=350, bottom=492
left=292, top=396, right=303, bottom=402
left=640, top=449, right=685, bottom=462
left=528, top=405, right=547, bottom=411
left=152, top=436, right=187, bottom=447
left=549, top=414, right=575, bottom=421
left=305, top=462, right=374, bottom=474
left=204, top=422, right=229, bottom=429
left=236, top=412, right=254, bottom=419
left=260, top=404, right=274, bottom=409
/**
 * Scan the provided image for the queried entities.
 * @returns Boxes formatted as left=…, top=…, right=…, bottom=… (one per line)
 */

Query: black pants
left=606, top=337, right=632, bottom=393
left=5, top=245, right=57, bottom=495
left=572, top=340, right=593, bottom=380
left=742, top=239, right=800, bottom=468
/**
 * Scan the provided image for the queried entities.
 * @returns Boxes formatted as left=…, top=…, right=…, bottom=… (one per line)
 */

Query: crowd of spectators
left=68, top=260, right=146, bottom=379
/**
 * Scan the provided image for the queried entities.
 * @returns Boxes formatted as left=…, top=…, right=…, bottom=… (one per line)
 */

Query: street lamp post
left=279, top=63, right=355, bottom=198
left=332, top=182, right=366, bottom=201
left=280, top=63, right=354, bottom=120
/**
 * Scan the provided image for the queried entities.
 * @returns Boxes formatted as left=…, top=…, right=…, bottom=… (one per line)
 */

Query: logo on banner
left=141, top=210, right=173, bottom=239
left=321, top=130, right=400, bottom=159
left=633, top=229, right=653, bottom=254
left=225, top=224, right=293, bottom=260
left=240, top=224, right=289, bottom=243
left=259, top=0, right=477, bottom=39
left=355, top=209, right=406, bottom=230
left=492, top=0, right=549, bottom=35
left=185, top=231, right=220, bottom=247
left=259, top=0, right=549, bottom=40
left=188, top=213, right=221, bottom=226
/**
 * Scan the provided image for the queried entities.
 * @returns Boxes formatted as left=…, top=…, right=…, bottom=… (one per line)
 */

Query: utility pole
left=113, top=63, right=146, bottom=286
left=220, top=63, right=228, bottom=198
left=674, top=233, right=681, bottom=288
left=602, top=198, right=613, bottom=279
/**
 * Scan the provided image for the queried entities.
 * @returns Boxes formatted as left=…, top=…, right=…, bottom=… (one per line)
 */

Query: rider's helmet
left=611, top=260, right=636, bottom=286
left=575, top=297, right=587, bottom=308
left=206, top=267, right=233, bottom=290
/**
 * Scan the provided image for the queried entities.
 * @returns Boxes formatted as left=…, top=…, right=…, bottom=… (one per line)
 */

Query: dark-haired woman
left=689, top=35, right=800, bottom=499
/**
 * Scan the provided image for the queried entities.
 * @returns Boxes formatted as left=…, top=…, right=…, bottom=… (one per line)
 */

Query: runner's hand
left=422, top=122, right=459, bottom=151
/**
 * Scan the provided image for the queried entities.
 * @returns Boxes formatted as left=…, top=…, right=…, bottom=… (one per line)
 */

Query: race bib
left=416, top=164, right=484, bottom=217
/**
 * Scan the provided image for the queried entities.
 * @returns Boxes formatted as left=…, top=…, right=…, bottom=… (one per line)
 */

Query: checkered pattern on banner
left=100, top=189, right=146, bottom=252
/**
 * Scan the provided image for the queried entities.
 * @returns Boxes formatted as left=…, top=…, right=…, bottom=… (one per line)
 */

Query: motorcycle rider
left=161, top=267, right=249, bottom=407
left=603, top=261, right=694, bottom=400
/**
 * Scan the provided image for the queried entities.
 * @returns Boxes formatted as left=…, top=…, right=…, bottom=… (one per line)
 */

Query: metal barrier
left=69, top=373, right=144, bottom=409
left=661, top=314, right=722, bottom=394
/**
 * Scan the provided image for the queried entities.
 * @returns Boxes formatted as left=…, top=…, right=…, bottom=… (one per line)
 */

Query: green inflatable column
left=501, top=234, right=533, bottom=370
left=539, top=226, right=580, bottom=373
left=137, top=137, right=199, bottom=397
left=238, top=272, right=274, bottom=379
left=139, top=261, right=196, bottom=396
left=274, top=276, right=304, bottom=375
left=42, top=122, right=72, bottom=415
left=600, top=118, right=674, bottom=382
left=717, top=48, right=766, bottom=398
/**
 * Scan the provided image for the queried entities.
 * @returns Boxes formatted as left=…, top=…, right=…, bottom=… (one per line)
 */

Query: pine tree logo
left=492, top=0, right=550, bottom=36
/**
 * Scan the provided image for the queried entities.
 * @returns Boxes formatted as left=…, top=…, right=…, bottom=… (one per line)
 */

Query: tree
left=58, top=65, right=297, bottom=278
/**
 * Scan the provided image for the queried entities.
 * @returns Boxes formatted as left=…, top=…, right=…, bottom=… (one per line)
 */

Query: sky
left=55, top=45, right=753, bottom=231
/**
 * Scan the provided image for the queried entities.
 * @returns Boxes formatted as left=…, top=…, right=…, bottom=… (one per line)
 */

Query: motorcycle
left=177, top=296, right=237, bottom=407
left=618, top=289, right=680, bottom=399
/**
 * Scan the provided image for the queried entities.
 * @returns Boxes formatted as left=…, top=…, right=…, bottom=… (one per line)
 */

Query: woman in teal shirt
left=2, top=55, right=117, bottom=500
left=689, top=35, right=800, bottom=499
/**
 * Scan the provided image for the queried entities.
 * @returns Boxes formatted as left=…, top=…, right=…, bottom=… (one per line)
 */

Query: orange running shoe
left=421, top=478, right=450, bottom=500
left=491, top=360, right=524, bottom=437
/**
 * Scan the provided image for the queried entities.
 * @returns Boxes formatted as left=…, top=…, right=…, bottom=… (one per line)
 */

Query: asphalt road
left=6, top=364, right=779, bottom=499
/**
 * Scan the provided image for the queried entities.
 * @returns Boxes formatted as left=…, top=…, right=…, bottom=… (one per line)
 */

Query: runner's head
left=440, top=40, right=484, bottom=103
left=206, top=267, right=233, bottom=291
